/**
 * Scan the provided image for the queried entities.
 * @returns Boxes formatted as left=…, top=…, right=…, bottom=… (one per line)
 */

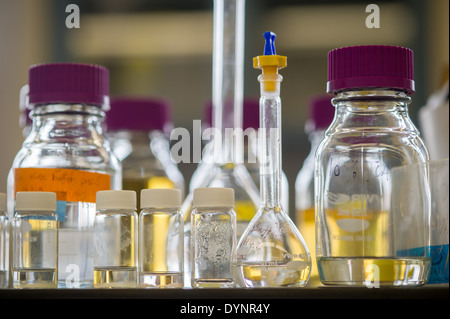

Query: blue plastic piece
left=263, top=31, right=277, bottom=55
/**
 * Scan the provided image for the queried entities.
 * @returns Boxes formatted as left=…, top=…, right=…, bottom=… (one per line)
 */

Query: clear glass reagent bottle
left=94, top=190, right=138, bottom=288
left=233, top=32, right=311, bottom=288
left=315, top=45, right=431, bottom=286
left=139, top=188, right=184, bottom=288
left=13, top=192, right=58, bottom=289
left=191, top=187, right=237, bottom=288
left=106, top=98, right=185, bottom=211
left=9, top=63, right=121, bottom=288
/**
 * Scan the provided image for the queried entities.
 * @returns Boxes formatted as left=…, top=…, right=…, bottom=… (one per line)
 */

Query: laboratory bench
left=0, top=285, right=447, bottom=299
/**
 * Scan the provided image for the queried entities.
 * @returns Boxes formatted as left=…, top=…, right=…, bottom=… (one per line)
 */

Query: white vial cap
left=192, top=187, right=234, bottom=208
left=15, top=192, right=57, bottom=212
left=141, top=189, right=181, bottom=209
left=0, top=193, right=6, bottom=211
left=96, top=190, right=136, bottom=210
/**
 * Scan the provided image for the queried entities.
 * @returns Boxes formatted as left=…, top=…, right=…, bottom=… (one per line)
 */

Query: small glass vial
left=13, top=192, right=58, bottom=288
left=191, top=187, right=237, bottom=288
left=316, top=45, right=431, bottom=286
left=94, top=190, right=138, bottom=288
left=139, top=189, right=183, bottom=288
left=0, top=193, right=9, bottom=288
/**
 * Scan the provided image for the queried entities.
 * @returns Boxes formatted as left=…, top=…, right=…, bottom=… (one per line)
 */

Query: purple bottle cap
left=204, top=98, right=260, bottom=130
left=28, top=63, right=109, bottom=107
left=106, top=97, right=172, bottom=133
left=327, top=45, right=415, bottom=95
left=305, top=95, right=335, bottom=134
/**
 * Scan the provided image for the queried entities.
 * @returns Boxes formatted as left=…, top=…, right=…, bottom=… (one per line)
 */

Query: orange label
left=14, top=167, right=111, bottom=203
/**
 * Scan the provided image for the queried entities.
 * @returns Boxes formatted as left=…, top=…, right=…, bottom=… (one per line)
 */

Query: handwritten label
left=14, top=167, right=111, bottom=203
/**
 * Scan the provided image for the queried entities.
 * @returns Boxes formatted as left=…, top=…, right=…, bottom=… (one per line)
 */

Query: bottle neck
left=329, top=89, right=418, bottom=134
left=28, top=103, right=105, bottom=144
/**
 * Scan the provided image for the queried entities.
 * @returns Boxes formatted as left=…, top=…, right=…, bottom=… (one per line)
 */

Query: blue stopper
left=263, top=31, right=277, bottom=55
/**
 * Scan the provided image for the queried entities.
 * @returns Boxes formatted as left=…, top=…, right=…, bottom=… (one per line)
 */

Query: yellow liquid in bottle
left=317, top=198, right=425, bottom=285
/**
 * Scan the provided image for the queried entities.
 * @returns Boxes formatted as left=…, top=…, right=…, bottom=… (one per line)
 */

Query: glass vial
left=0, top=193, right=9, bottom=288
left=9, top=63, right=121, bottom=288
left=139, top=189, right=184, bottom=288
left=13, top=192, right=58, bottom=288
left=106, top=98, right=185, bottom=212
left=316, top=45, right=431, bottom=286
left=93, top=190, right=138, bottom=288
left=191, top=187, right=237, bottom=288
left=295, top=95, right=334, bottom=286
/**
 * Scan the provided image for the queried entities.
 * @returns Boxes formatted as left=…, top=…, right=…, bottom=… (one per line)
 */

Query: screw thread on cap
left=28, top=63, right=110, bottom=107
left=327, top=45, right=415, bottom=94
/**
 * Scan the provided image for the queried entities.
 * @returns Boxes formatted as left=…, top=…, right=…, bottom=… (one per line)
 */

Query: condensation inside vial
left=191, top=211, right=236, bottom=288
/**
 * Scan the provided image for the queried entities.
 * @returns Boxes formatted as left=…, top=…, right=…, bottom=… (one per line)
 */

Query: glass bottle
left=93, top=190, right=138, bottom=288
left=139, top=188, right=184, bottom=288
left=295, top=95, right=334, bottom=286
left=233, top=32, right=311, bottom=288
left=8, top=63, right=121, bottom=288
left=0, top=193, right=9, bottom=288
left=191, top=187, right=237, bottom=288
left=13, top=192, right=58, bottom=288
left=316, top=45, right=431, bottom=286
left=106, top=98, right=185, bottom=212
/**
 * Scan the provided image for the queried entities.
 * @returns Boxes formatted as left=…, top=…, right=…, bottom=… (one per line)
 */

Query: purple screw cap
left=28, top=63, right=109, bottom=106
left=327, top=45, right=415, bottom=95
left=305, top=95, right=335, bottom=134
left=106, top=97, right=172, bottom=133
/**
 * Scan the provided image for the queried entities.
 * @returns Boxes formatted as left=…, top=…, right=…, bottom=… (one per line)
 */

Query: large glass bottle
left=105, top=98, right=185, bottom=211
left=233, top=32, right=311, bottom=288
left=295, top=95, right=334, bottom=286
left=8, top=63, right=121, bottom=288
left=316, top=45, right=431, bottom=286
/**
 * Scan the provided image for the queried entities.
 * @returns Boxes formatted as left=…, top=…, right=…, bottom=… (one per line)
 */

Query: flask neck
left=259, top=94, right=283, bottom=209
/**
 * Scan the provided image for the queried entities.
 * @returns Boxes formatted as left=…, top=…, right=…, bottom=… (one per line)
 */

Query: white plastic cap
left=192, top=187, right=234, bottom=208
left=141, top=189, right=181, bottom=209
left=15, top=192, right=57, bottom=212
left=0, top=193, right=6, bottom=211
left=96, top=190, right=136, bottom=210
